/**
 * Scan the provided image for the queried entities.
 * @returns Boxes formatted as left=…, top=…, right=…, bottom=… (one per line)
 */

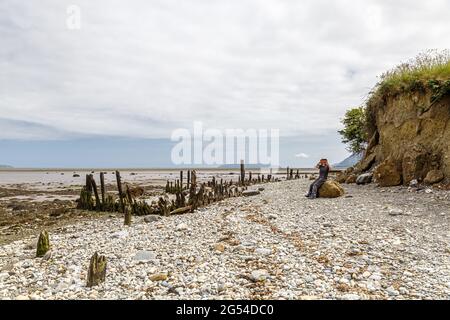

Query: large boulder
left=373, top=159, right=402, bottom=187
left=336, top=172, right=347, bottom=184
left=401, top=145, right=440, bottom=185
left=345, top=175, right=357, bottom=184
left=336, top=167, right=354, bottom=184
left=318, top=181, right=345, bottom=198
left=423, top=170, right=444, bottom=185
left=356, top=173, right=373, bottom=185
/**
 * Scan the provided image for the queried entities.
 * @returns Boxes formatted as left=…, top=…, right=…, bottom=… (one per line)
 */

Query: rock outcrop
left=355, top=92, right=450, bottom=186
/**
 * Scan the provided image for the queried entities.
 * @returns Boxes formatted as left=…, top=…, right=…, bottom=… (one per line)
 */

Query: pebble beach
left=1, top=179, right=450, bottom=300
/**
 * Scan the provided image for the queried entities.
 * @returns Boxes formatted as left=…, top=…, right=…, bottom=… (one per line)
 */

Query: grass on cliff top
left=370, top=50, right=450, bottom=102
left=364, top=50, right=450, bottom=136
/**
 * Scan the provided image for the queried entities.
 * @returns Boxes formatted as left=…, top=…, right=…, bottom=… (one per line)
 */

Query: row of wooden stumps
left=286, top=167, right=309, bottom=180
left=77, top=172, right=116, bottom=212
left=160, top=162, right=278, bottom=217
left=77, top=170, right=155, bottom=219
left=78, top=163, right=280, bottom=222
left=35, top=230, right=105, bottom=287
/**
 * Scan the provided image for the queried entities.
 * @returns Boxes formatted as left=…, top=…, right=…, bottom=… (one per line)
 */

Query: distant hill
left=333, top=153, right=362, bottom=169
left=0, top=164, right=13, bottom=168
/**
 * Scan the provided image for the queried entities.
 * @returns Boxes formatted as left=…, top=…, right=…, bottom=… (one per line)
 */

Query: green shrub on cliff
left=345, top=50, right=450, bottom=145
left=338, top=107, right=368, bottom=154
left=377, top=50, right=450, bottom=97
left=368, top=50, right=450, bottom=112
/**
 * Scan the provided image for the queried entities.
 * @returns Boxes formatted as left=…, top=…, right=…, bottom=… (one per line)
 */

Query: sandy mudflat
left=0, top=179, right=449, bottom=300
left=0, top=169, right=259, bottom=243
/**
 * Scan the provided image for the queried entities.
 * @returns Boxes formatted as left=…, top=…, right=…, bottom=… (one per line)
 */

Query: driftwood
left=170, top=205, right=192, bottom=215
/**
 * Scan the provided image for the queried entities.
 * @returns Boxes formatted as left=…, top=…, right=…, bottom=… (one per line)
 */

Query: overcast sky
left=1, top=0, right=450, bottom=167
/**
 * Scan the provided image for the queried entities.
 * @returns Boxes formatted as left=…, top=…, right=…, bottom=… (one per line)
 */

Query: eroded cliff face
left=357, top=91, right=450, bottom=186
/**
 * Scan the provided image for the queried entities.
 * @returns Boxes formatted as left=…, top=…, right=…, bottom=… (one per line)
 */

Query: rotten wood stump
left=36, top=230, right=50, bottom=257
left=86, top=252, right=107, bottom=287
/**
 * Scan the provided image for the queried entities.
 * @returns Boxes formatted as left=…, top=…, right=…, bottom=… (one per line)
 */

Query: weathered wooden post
left=286, top=167, right=290, bottom=180
left=85, top=174, right=93, bottom=193
left=187, top=170, right=191, bottom=189
left=249, top=172, right=252, bottom=184
left=36, top=230, right=50, bottom=257
left=89, top=175, right=101, bottom=211
left=240, top=160, right=245, bottom=186
left=180, top=171, right=183, bottom=190
left=100, top=172, right=106, bottom=207
left=86, top=252, right=107, bottom=288
left=124, top=206, right=132, bottom=226
left=115, top=170, right=125, bottom=213
left=165, top=181, right=170, bottom=193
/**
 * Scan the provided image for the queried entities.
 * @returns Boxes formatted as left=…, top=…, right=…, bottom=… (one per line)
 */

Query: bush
left=338, top=107, right=368, bottom=154
left=367, top=50, right=450, bottom=111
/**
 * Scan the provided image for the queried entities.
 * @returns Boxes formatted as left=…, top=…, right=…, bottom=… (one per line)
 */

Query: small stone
left=176, top=223, right=188, bottom=231
left=250, top=270, right=269, bottom=282
left=388, top=208, right=403, bottom=216
left=144, top=215, right=162, bottom=223
left=111, top=230, right=129, bottom=239
left=409, top=179, right=419, bottom=188
left=43, top=250, right=53, bottom=261
left=255, top=248, right=272, bottom=256
left=29, top=293, right=41, bottom=300
left=341, top=293, right=360, bottom=300
left=403, top=271, right=413, bottom=277
left=214, top=243, right=225, bottom=252
left=149, top=273, right=168, bottom=282
left=399, top=287, right=409, bottom=295
left=15, top=295, right=30, bottom=300
left=133, top=251, right=156, bottom=262
left=386, top=287, right=399, bottom=296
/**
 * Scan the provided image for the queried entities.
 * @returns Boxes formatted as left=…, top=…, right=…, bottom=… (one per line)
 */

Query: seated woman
left=306, top=159, right=330, bottom=199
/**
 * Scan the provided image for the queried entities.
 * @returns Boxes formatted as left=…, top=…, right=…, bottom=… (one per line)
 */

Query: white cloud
left=1, top=0, right=450, bottom=140
left=295, top=153, right=310, bottom=159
